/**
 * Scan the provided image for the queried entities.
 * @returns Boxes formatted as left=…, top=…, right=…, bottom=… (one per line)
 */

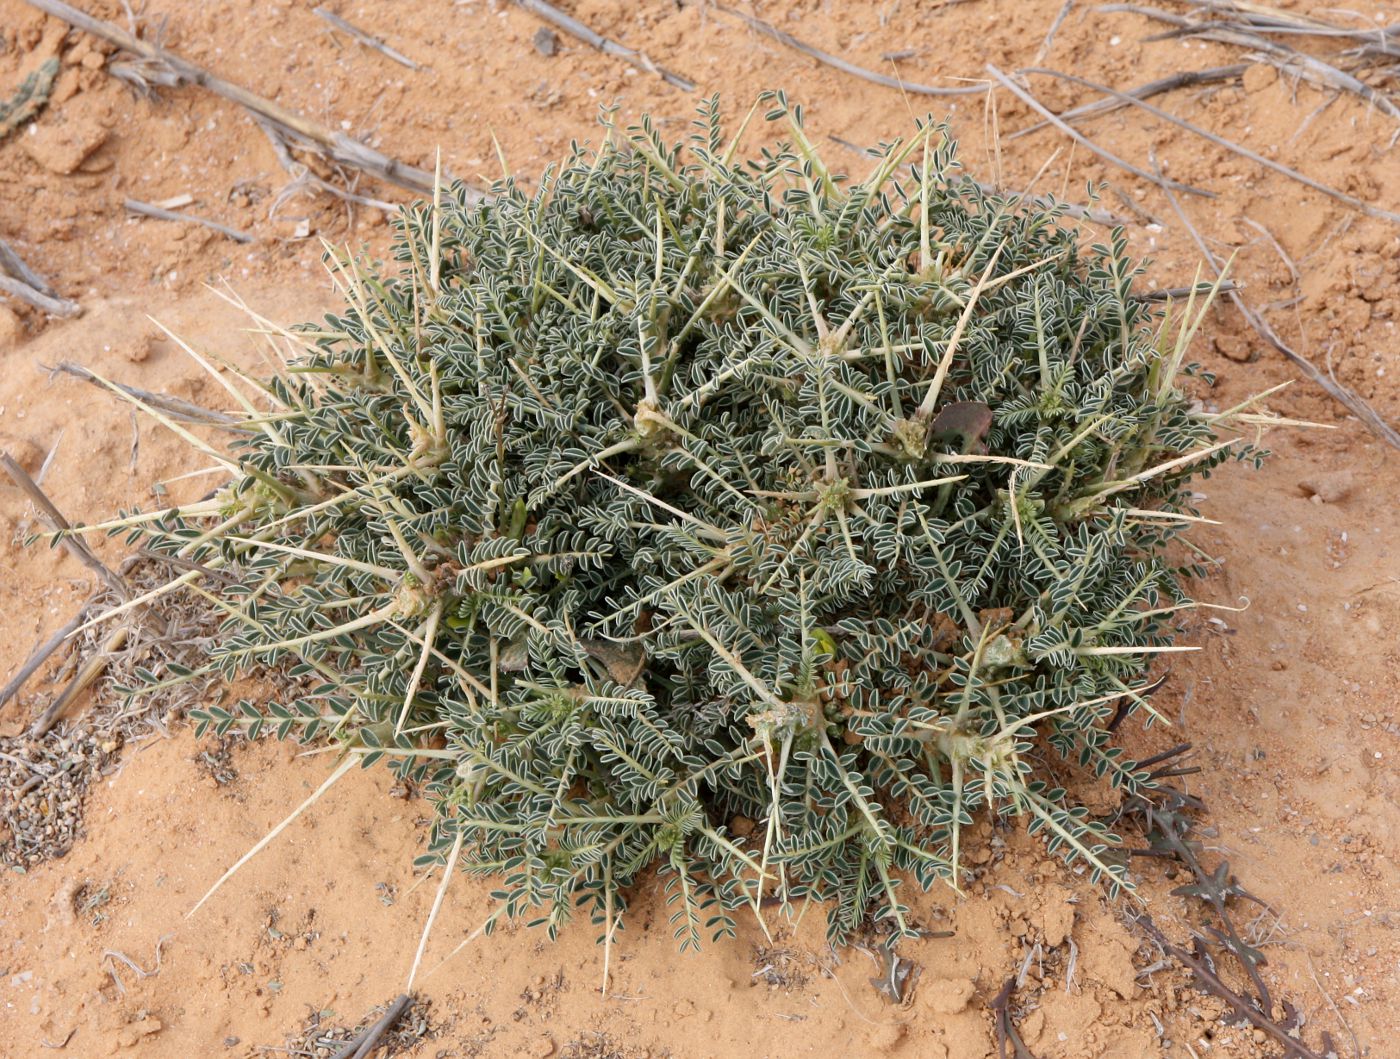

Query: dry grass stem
left=314, top=6, right=422, bottom=70
left=123, top=197, right=255, bottom=243
left=1021, top=66, right=1400, bottom=224
left=985, top=64, right=1213, bottom=196
left=515, top=0, right=696, bottom=91
left=717, top=4, right=988, bottom=97
left=1150, top=154, right=1400, bottom=449
left=26, top=0, right=446, bottom=197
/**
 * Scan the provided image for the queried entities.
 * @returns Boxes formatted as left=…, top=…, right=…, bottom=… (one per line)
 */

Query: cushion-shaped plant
left=113, top=94, right=1254, bottom=953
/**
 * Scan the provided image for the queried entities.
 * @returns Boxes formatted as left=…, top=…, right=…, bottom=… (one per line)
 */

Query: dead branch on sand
left=124, top=197, right=255, bottom=244
left=985, top=64, right=1214, bottom=197
left=514, top=0, right=696, bottom=91
left=1006, top=64, right=1247, bottom=140
left=716, top=3, right=987, bottom=97
left=1151, top=155, right=1400, bottom=450
left=1017, top=66, right=1400, bottom=225
left=1101, top=2, right=1400, bottom=134
left=24, top=0, right=468, bottom=202
left=0, top=238, right=80, bottom=318
left=45, top=361, right=247, bottom=430
left=314, top=6, right=422, bottom=71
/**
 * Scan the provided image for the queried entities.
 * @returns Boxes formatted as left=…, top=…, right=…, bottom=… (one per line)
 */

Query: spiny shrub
left=117, top=95, right=1257, bottom=950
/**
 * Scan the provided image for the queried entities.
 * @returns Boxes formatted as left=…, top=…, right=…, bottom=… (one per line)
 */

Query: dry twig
left=0, top=237, right=56, bottom=294
left=1136, top=915, right=1325, bottom=1059
left=1, top=453, right=127, bottom=597
left=1134, top=280, right=1242, bottom=301
left=314, top=6, right=421, bottom=70
left=1101, top=3, right=1400, bottom=132
left=0, top=238, right=80, bottom=317
left=0, top=273, right=81, bottom=318
left=255, top=116, right=403, bottom=215
left=124, top=197, right=255, bottom=244
left=1117, top=752, right=1337, bottom=1059
left=1183, top=0, right=1383, bottom=41
left=328, top=994, right=413, bottom=1059
left=1151, top=155, right=1400, bottom=449
left=985, top=64, right=1213, bottom=197
left=1021, top=66, right=1400, bottom=225
left=25, top=0, right=448, bottom=198
left=45, top=361, right=247, bottom=429
left=1006, top=64, right=1247, bottom=140
left=988, top=977, right=1040, bottom=1058
left=515, top=0, right=695, bottom=91
left=717, top=4, right=987, bottom=97
left=1034, top=0, right=1077, bottom=64
left=0, top=608, right=90, bottom=711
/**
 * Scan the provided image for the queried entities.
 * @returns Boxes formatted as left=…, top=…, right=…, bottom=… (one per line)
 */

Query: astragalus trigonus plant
left=97, top=94, right=1263, bottom=964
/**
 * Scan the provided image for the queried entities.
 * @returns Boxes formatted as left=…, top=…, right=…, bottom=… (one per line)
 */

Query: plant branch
left=515, top=0, right=695, bottom=90
left=717, top=4, right=987, bottom=97
left=24, top=0, right=448, bottom=197
left=123, top=197, right=254, bottom=244
left=985, top=64, right=1213, bottom=197
left=1151, top=155, right=1400, bottom=449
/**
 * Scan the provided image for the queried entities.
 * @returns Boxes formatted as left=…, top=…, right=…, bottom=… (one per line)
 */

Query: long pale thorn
left=188, top=756, right=356, bottom=917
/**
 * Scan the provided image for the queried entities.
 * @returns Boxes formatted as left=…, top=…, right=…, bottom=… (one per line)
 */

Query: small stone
left=529, top=1033, right=556, bottom=1057
left=730, top=814, right=755, bottom=837
left=22, top=117, right=109, bottom=175
left=533, top=27, right=559, bottom=56
left=673, top=999, right=695, bottom=1018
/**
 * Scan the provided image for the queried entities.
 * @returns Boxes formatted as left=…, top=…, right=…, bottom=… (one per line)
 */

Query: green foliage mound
left=133, top=96, right=1251, bottom=949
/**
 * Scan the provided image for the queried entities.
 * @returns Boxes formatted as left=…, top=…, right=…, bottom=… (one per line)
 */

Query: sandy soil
left=1, top=1, right=1398, bottom=1056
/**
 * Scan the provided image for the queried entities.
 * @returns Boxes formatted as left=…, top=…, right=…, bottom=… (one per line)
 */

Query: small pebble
left=533, top=27, right=559, bottom=56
